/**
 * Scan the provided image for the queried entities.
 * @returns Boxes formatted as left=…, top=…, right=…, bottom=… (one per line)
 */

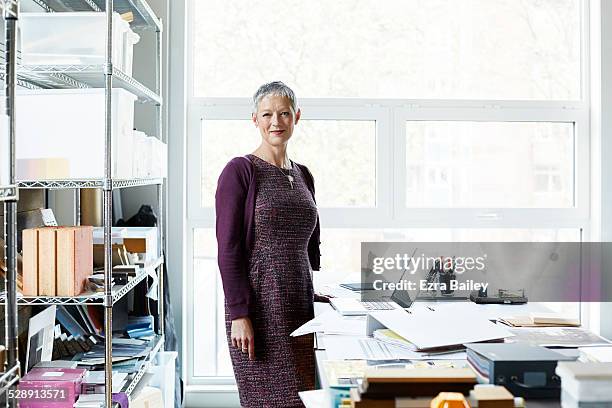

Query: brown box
left=37, top=227, right=57, bottom=296
left=57, top=226, right=93, bottom=296
left=471, top=386, right=514, bottom=408
left=22, top=229, right=39, bottom=296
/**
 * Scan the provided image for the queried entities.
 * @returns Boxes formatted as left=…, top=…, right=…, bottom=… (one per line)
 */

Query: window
left=192, top=0, right=581, bottom=100
left=186, top=0, right=589, bottom=385
left=404, top=121, right=575, bottom=208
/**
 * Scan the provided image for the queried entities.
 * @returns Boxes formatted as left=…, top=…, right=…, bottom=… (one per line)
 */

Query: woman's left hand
left=314, top=293, right=334, bottom=303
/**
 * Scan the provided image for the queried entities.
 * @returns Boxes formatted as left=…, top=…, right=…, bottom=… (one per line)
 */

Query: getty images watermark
left=371, top=252, right=489, bottom=292
left=361, top=242, right=612, bottom=302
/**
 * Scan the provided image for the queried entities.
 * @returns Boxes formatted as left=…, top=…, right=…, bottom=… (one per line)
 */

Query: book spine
left=38, top=227, right=57, bottom=296
left=22, top=229, right=38, bottom=296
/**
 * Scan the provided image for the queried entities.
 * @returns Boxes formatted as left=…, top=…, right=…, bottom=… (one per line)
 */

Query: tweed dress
left=225, top=154, right=317, bottom=408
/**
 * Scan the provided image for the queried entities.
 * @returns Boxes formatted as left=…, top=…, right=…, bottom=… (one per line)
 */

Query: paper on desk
left=508, top=327, right=612, bottom=348
left=323, top=335, right=467, bottom=361
left=299, top=389, right=331, bottom=408
left=367, top=308, right=513, bottom=350
left=316, top=284, right=360, bottom=299
left=291, top=310, right=366, bottom=337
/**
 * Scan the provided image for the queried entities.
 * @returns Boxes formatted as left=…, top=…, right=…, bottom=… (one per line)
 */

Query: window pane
left=315, top=228, right=581, bottom=288
left=405, top=122, right=574, bottom=208
left=193, top=228, right=234, bottom=378
left=201, top=119, right=376, bottom=208
left=193, top=0, right=580, bottom=100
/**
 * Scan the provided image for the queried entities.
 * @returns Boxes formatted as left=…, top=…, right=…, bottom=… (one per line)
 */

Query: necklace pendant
left=287, top=175, right=294, bottom=189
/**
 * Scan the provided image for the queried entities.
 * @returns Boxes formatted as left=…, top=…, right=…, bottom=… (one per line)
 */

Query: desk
left=303, top=300, right=565, bottom=408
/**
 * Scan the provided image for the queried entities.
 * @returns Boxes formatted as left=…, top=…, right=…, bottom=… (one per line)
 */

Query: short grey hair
left=252, top=81, right=298, bottom=113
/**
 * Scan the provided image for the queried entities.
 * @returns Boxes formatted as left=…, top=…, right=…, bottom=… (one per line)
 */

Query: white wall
left=594, top=0, right=612, bottom=338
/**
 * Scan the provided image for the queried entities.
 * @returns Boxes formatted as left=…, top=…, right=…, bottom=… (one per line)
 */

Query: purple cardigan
left=215, top=156, right=321, bottom=320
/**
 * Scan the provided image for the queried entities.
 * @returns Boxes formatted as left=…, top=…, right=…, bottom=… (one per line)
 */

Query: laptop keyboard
left=361, top=301, right=395, bottom=310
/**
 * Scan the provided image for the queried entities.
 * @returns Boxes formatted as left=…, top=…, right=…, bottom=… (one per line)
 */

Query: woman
left=216, top=81, right=322, bottom=407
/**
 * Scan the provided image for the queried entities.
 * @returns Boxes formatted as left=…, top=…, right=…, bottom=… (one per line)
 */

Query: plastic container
left=132, top=130, right=148, bottom=178
left=20, top=12, right=137, bottom=72
left=16, top=88, right=137, bottom=180
left=122, top=31, right=140, bottom=76
left=148, top=351, right=177, bottom=408
left=18, top=368, right=86, bottom=408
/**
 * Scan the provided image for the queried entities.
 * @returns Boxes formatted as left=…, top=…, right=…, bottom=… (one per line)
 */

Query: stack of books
left=349, top=367, right=477, bottom=408
left=556, top=362, right=612, bottom=408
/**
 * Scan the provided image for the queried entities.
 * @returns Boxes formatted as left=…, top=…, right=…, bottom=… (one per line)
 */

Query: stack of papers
left=291, top=311, right=366, bottom=337
left=373, top=329, right=415, bottom=350
left=367, top=309, right=513, bottom=351
left=74, top=394, right=104, bottom=408
left=323, top=335, right=467, bottom=361
left=508, top=327, right=611, bottom=348
left=580, top=347, right=612, bottom=362
left=82, top=371, right=127, bottom=393
left=499, top=313, right=580, bottom=327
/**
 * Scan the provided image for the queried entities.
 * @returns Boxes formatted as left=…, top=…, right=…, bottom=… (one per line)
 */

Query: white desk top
left=304, top=292, right=562, bottom=408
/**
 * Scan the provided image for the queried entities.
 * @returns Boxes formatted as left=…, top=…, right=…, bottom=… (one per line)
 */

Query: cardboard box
left=56, top=226, right=93, bottom=296
left=37, top=227, right=57, bottom=296
left=22, top=229, right=39, bottom=296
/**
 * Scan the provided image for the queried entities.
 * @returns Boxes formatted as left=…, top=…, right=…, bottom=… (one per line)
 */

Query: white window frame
left=184, top=0, right=592, bottom=388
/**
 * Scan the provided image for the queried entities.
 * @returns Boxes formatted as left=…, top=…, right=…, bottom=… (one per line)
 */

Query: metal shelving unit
left=1, top=0, right=20, bottom=406
left=33, top=0, right=161, bottom=30
left=18, top=178, right=163, bottom=189
left=17, top=65, right=162, bottom=104
left=5, top=0, right=166, bottom=406
left=0, top=364, right=19, bottom=395
left=0, top=185, right=17, bottom=201
left=123, top=333, right=164, bottom=397
left=0, top=256, right=163, bottom=305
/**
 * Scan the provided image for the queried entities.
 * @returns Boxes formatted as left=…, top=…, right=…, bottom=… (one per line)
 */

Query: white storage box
left=122, top=30, right=140, bottom=77
left=557, top=362, right=612, bottom=402
left=149, top=137, right=168, bottom=178
left=130, top=386, right=163, bottom=408
left=148, top=351, right=177, bottom=408
left=132, top=130, right=148, bottom=178
left=16, top=88, right=137, bottom=180
left=20, top=12, right=139, bottom=73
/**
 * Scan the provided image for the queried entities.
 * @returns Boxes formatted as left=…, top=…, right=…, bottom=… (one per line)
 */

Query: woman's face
left=252, top=94, right=301, bottom=148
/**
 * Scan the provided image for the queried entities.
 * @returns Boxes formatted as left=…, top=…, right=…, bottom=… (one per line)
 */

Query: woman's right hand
left=231, top=317, right=255, bottom=360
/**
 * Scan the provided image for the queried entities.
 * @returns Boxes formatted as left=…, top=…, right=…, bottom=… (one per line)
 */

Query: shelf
left=0, top=256, right=163, bottom=306
left=16, top=65, right=162, bottom=105
left=123, top=334, right=164, bottom=398
left=35, top=0, right=162, bottom=31
left=0, top=363, right=20, bottom=397
left=17, top=178, right=163, bottom=190
left=0, top=185, right=18, bottom=202
left=94, top=0, right=162, bottom=31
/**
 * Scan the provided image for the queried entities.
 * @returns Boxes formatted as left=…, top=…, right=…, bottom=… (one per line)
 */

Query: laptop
left=331, top=250, right=418, bottom=316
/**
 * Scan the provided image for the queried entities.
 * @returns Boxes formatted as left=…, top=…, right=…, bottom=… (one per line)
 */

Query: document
left=367, top=308, right=513, bottom=350
left=291, top=310, right=366, bottom=337
left=299, top=389, right=331, bottom=408
left=324, top=335, right=467, bottom=361
left=508, top=327, right=612, bottom=348
left=26, top=306, right=56, bottom=373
